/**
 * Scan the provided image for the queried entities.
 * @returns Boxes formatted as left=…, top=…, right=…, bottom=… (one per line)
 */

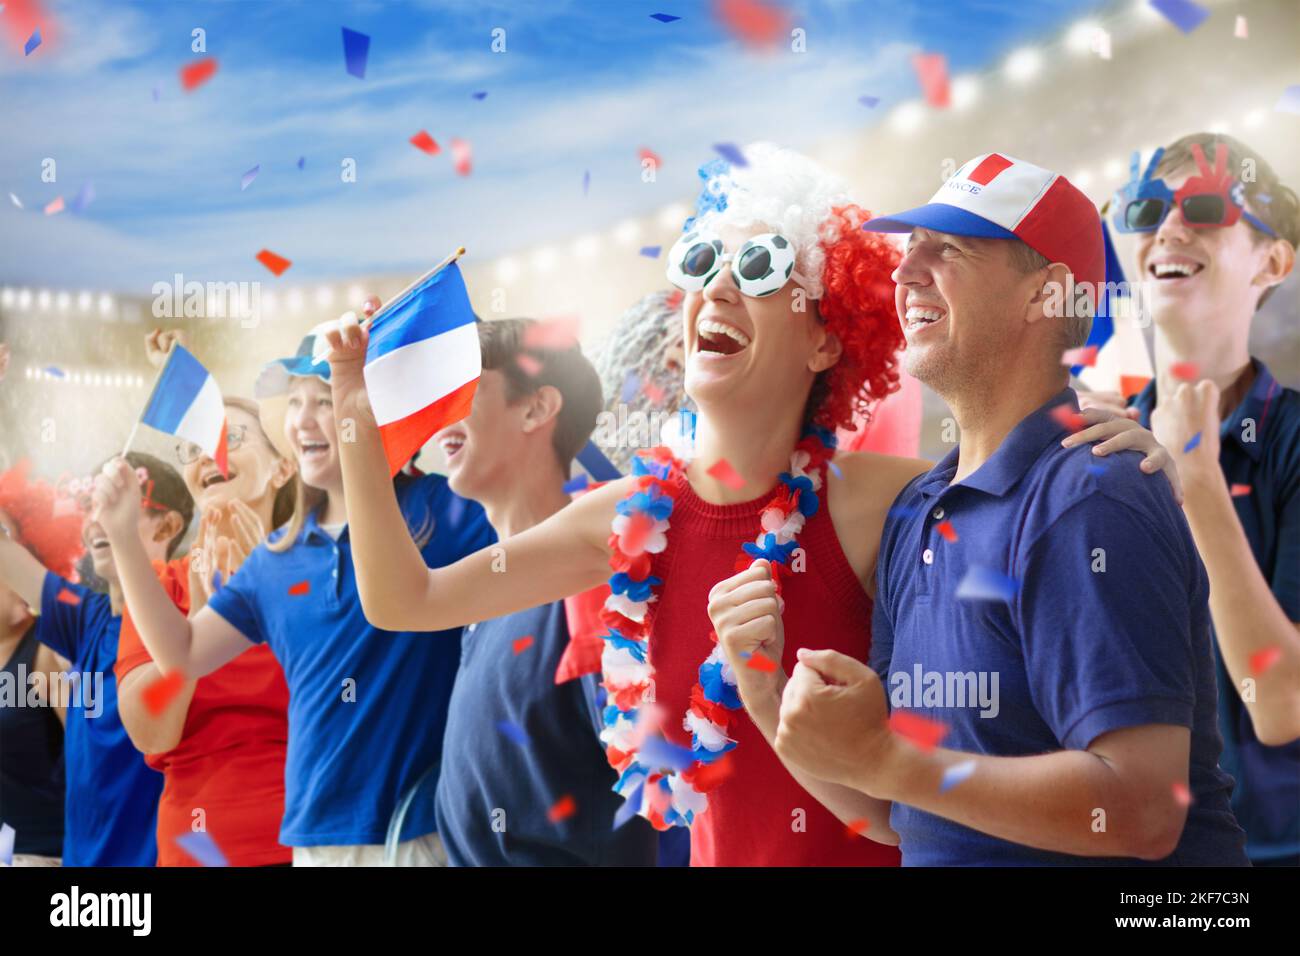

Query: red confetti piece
left=706, top=458, right=746, bottom=490
left=288, top=580, right=310, bottom=596
left=638, top=147, right=661, bottom=169
left=1119, top=375, right=1152, bottom=400
left=516, top=354, right=543, bottom=377
left=450, top=137, right=472, bottom=176
left=1229, top=484, right=1252, bottom=497
left=43, top=196, right=64, bottom=216
left=935, top=521, right=958, bottom=543
left=642, top=379, right=665, bottom=405
left=512, top=635, right=534, bottom=655
left=745, top=652, right=777, bottom=673
left=1061, top=345, right=1099, bottom=367
left=911, top=52, right=950, bottom=108
left=844, top=818, right=870, bottom=839
left=1171, top=781, right=1193, bottom=807
left=409, top=130, right=440, bottom=155
left=55, top=588, right=81, bottom=606
left=143, top=671, right=185, bottom=716
left=522, top=315, right=580, bottom=350
left=180, top=57, right=218, bottom=92
left=1170, top=361, right=1200, bottom=381
left=547, top=794, right=577, bottom=823
left=255, top=249, right=292, bottom=276
left=888, top=711, right=949, bottom=752
left=1049, top=405, right=1088, bottom=433
left=1250, top=645, right=1282, bottom=677
left=713, top=0, right=788, bottom=48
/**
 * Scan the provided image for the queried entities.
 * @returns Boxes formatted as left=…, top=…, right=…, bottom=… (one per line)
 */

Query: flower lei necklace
left=599, top=425, right=838, bottom=830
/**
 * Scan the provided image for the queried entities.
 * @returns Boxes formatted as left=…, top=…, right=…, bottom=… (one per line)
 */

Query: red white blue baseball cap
left=862, top=153, right=1105, bottom=293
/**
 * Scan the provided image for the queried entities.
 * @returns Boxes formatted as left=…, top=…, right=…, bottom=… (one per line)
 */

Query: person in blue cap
left=89, top=308, right=495, bottom=866
left=767, top=152, right=1250, bottom=865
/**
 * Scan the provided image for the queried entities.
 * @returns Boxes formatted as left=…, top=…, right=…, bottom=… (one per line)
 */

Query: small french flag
left=364, top=260, right=480, bottom=476
left=137, top=345, right=228, bottom=474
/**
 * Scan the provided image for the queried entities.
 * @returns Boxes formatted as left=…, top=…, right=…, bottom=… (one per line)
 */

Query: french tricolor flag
left=138, top=344, right=228, bottom=474
left=364, top=260, right=480, bottom=476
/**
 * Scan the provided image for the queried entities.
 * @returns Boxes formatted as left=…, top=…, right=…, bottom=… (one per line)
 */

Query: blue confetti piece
left=1183, top=431, right=1202, bottom=453
left=562, top=474, right=589, bottom=495
left=297, top=156, right=306, bottom=170
left=828, top=459, right=843, bottom=479
left=620, top=371, right=640, bottom=403
left=649, top=13, right=681, bottom=23
left=640, top=735, right=695, bottom=771
left=471, top=91, right=487, bottom=100
left=24, top=29, right=40, bottom=56
left=0, top=823, right=13, bottom=866
left=240, top=164, right=260, bottom=191
left=713, top=142, right=748, bottom=167
left=151, top=85, right=160, bottom=102
left=1149, top=0, right=1209, bottom=34
left=496, top=720, right=530, bottom=747
left=887, top=504, right=920, bottom=520
left=43, top=366, right=65, bottom=378
left=341, top=27, right=370, bottom=79
left=639, top=245, right=662, bottom=258
left=583, top=170, right=590, bottom=195
left=955, top=565, right=1020, bottom=603
left=939, top=759, right=976, bottom=794
left=613, top=782, right=644, bottom=829
left=175, top=831, right=228, bottom=867
left=68, top=182, right=95, bottom=213
left=858, top=95, right=880, bottom=108
left=1276, top=85, right=1300, bottom=116
left=595, top=686, right=607, bottom=710
left=679, top=408, right=697, bottom=445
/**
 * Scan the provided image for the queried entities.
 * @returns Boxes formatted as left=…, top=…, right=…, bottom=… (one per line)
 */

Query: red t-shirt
left=115, top=557, right=291, bottom=867
left=649, top=466, right=901, bottom=867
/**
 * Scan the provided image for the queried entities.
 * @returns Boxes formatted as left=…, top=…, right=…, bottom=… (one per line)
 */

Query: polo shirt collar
left=917, top=388, right=1078, bottom=499
left=1131, top=358, right=1278, bottom=463
left=300, top=506, right=347, bottom=545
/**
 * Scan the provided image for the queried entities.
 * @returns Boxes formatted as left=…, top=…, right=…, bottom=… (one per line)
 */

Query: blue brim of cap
left=862, top=203, right=1018, bottom=240
left=253, top=354, right=331, bottom=400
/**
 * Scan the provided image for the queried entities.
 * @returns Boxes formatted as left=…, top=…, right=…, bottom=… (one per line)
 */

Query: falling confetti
left=828, top=459, right=843, bottom=479
left=1171, top=781, right=1193, bottom=807
left=1229, top=483, right=1251, bottom=497
left=68, top=182, right=95, bottom=213
left=175, top=831, right=229, bottom=867
left=8, top=193, right=22, bottom=208
left=297, top=156, right=306, bottom=170
left=1183, top=432, right=1202, bottom=453
left=1061, top=345, right=1099, bottom=367
left=512, top=635, right=534, bottom=655
left=844, top=818, right=870, bottom=839
left=612, top=783, right=644, bottom=829
left=582, top=170, right=590, bottom=195
left=858, top=95, right=880, bottom=108
left=713, top=0, right=788, bottom=48
left=649, top=12, right=680, bottom=23
left=935, top=521, right=957, bottom=543
left=497, top=719, right=529, bottom=747
left=180, top=57, right=218, bottom=92
left=471, top=91, right=487, bottom=100
left=450, top=138, right=472, bottom=176
left=55, top=588, right=81, bottom=605
left=1234, top=15, right=1248, bottom=38
left=43, top=366, right=64, bottom=378
left=0, top=823, right=13, bottom=866
left=639, top=736, right=695, bottom=771
left=23, top=28, right=40, bottom=56
left=409, top=130, right=439, bottom=155
left=746, top=652, right=777, bottom=673
left=642, top=379, right=665, bottom=405
left=1120, top=374, right=1152, bottom=399
left=639, top=246, right=661, bottom=258
left=706, top=458, right=746, bottom=490
left=1049, top=404, right=1088, bottom=433
left=515, top=354, right=543, bottom=377
left=143, top=671, right=185, bottom=716
left=341, top=27, right=370, bottom=79
left=240, top=164, right=260, bottom=191
left=1169, top=360, right=1199, bottom=381
left=713, top=142, right=748, bottom=167
left=620, top=371, right=640, bottom=403
left=43, top=196, right=64, bottom=216
left=523, top=315, right=580, bottom=350
left=939, top=759, right=976, bottom=793
left=256, top=249, right=292, bottom=276
left=638, top=147, right=661, bottom=170
left=1149, top=0, right=1209, bottom=35
left=955, top=565, right=1020, bottom=603
left=548, top=795, right=578, bottom=823
left=287, top=579, right=310, bottom=596
left=889, top=711, right=949, bottom=752
left=1249, top=646, right=1282, bottom=677
left=911, top=52, right=950, bottom=108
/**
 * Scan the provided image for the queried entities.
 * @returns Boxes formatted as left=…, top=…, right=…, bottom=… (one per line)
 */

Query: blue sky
left=0, top=0, right=1105, bottom=291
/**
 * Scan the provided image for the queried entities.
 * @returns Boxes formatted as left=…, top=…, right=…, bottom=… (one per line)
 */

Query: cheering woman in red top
left=324, top=143, right=1176, bottom=866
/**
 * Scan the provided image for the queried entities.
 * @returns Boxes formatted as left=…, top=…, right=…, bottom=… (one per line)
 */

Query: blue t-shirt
left=435, top=600, right=658, bottom=866
left=206, top=473, right=494, bottom=847
left=871, top=388, right=1248, bottom=866
left=32, top=574, right=163, bottom=866
left=1133, top=359, right=1300, bottom=862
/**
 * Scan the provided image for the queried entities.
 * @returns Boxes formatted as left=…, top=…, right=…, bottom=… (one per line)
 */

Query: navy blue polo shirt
left=206, top=473, right=494, bottom=847
left=435, top=599, right=658, bottom=866
left=871, top=388, right=1248, bottom=866
left=1132, top=358, right=1300, bottom=863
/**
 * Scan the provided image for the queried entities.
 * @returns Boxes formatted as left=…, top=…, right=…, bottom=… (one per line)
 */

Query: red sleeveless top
left=648, top=465, right=901, bottom=867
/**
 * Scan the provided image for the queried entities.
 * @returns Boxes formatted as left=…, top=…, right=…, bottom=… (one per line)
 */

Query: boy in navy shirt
left=770, top=154, right=1249, bottom=865
left=1082, top=133, right=1300, bottom=865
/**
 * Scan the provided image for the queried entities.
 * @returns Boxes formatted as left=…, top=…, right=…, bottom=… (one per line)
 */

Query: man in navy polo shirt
left=770, top=154, right=1249, bottom=865
left=1082, top=133, right=1299, bottom=865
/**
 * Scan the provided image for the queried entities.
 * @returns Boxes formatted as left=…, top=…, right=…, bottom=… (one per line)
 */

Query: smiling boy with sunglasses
left=1085, top=132, right=1300, bottom=865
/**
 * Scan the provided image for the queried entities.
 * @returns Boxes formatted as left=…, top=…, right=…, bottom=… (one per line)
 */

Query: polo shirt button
left=932, top=506, right=945, bottom=520
left=922, top=548, right=934, bottom=565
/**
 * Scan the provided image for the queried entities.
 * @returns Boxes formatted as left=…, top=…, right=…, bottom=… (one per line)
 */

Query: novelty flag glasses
left=1111, top=144, right=1277, bottom=238
left=666, top=229, right=817, bottom=298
